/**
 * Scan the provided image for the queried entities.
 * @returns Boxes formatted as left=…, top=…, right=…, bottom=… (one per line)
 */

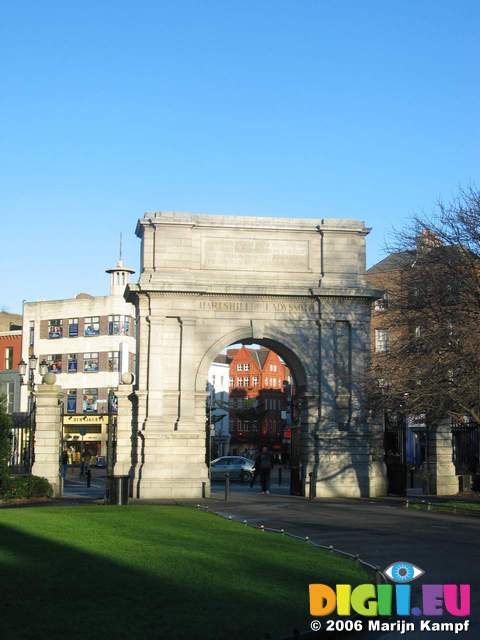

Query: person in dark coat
left=60, top=449, right=69, bottom=480
left=254, top=446, right=274, bottom=494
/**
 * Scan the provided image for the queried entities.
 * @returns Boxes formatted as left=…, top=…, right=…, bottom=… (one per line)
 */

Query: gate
left=9, top=404, right=36, bottom=474
left=384, top=413, right=407, bottom=495
left=452, top=419, right=479, bottom=475
left=106, top=390, right=118, bottom=475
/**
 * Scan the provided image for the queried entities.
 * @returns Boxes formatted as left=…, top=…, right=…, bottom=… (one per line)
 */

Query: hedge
left=1, top=475, right=53, bottom=500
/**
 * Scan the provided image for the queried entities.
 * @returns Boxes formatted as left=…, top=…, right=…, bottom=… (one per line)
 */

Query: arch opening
left=204, top=336, right=307, bottom=496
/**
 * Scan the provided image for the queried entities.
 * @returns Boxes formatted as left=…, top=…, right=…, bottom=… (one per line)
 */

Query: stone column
left=175, top=317, right=197, bottom=430
left=319, top=318, right=336, bottom=430
left=113, top=376, right=136, bottom=477
left=146, top=316, right=165, bottom=425
left=428, top=418, right=458, bottom=495
left=32, top=375, right=63, bottom=497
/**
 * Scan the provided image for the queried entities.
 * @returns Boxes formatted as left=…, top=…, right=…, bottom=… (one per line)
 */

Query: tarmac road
left=209, top=487, right=479, bottom=639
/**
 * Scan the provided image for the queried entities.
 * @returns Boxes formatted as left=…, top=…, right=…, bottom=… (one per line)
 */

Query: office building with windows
left=20, top=259, right=136, bottom=455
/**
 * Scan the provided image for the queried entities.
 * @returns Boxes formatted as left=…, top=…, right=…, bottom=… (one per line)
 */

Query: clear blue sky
left=1, top=1, right=479, bottom=313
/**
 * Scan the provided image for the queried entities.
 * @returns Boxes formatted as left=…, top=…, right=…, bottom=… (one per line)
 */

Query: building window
left=83, top=388, right=98, bottom=413
left=243, top=363, right=250, bottom=371
left=46, top=354, right=62, bottom=373
left=68, top=354, right=77, bottom=373
left=108, top=351, right=119, bottom=372
left=4, top=347, right=13, bottom=370
left=252, top=375, right=258, bottom=386
left=244, top=376, right=249, bottom=386
left=84, top=353, right=99, bottom=372
left=0, top=382, right=15, bottom=413
left=68, top=318, right=79, bottom=337
left=29, top=320, right=34, bottom=347
left=84, top=317, right=100, bottom=337
left=269, top=364, right=277, bottom=372
left=67, top=389, right=77, bottom=413
left=48, top=319, right=63, bottom=339
left=375, top=329, right=389, bottom=353
left=237, top=377, right=243, bottom=387
left=229, top=377, right=233, bottom=386
left=264, top=377, right=269, bottom=386
left=108, top=315, right=130, bottom=336
left=236, top=364, right=242, bottom=371
left=374, top=292, right=389, bottom=312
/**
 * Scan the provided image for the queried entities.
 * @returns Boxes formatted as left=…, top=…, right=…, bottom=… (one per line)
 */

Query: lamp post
left=19, top=355, right=41, bottom=413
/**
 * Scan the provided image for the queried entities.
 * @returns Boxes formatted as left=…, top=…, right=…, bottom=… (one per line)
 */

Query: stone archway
left=114, top=212, right=387, bottom=499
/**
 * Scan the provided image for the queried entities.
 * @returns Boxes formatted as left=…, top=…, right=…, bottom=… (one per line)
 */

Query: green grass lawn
left=0, top=505, right=368, bottom=640
left=410, top=500, right=480, bottom=513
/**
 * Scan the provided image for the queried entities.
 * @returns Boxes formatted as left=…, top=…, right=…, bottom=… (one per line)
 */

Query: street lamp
left=18, top=359, right=27, bottom=378
left=20, top=355, right=39, bottom=412
left=39, top=359, right=48, bottom=377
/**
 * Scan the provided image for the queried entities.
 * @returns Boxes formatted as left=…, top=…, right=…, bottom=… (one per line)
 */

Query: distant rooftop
left=367, top=251, right=415, bottom=274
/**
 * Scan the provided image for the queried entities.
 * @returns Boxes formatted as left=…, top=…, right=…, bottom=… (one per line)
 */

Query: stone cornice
left=126, top=283, right=377, bottom=302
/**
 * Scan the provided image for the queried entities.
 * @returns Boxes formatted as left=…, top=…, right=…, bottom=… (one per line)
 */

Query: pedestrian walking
left=254, top=446, right=274, bottom=494
left=60, top=449, right=69, bottom=480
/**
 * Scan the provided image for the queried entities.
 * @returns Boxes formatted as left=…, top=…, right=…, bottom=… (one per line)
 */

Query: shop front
left=62, top=414, right=109, bottom=463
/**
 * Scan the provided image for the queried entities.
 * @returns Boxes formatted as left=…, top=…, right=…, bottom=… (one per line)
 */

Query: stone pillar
left=428, top=418, right=458, bottom=495
left=113, top=377, right=136, bottom=477
left=367, top=412, right=388, bottom=496
left=132, top=315, right=209, bottom=499
left=32, top=375, right=63, bottom=497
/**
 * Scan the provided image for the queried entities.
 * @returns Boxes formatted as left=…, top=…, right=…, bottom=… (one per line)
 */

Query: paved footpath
left=207, top=486, right=480, bottom=639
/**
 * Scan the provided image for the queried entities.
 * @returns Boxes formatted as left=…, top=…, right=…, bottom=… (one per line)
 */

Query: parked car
left=210, top=456, right=255, bottom=482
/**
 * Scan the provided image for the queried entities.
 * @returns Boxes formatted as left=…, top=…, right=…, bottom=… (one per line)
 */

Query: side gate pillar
left=32, top=374, right=63, bottom=497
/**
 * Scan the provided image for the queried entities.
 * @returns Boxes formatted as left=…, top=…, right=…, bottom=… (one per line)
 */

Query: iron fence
left=452, top=419, right=479, bottom=475
left=9, top=404, right=36, bottom=474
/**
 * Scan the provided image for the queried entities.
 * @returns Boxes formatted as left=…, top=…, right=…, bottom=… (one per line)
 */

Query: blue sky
left=1, top=1, right=479, bottom=313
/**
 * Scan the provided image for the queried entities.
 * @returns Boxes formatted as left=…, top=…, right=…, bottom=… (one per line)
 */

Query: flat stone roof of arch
left=138, top=211, right=369, bottom=233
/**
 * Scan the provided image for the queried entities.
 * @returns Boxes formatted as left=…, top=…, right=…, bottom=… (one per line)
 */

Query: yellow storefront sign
left=63, top=415, right=109, bottom=425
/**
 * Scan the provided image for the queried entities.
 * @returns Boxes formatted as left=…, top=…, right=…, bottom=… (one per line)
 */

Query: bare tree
left=368, top=187, right=480, bottom=426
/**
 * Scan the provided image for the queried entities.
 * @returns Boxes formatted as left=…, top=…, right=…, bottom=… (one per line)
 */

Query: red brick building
left=0, top=331, right=22, bottom=373
left=0, top=329, right=22, bottom=413
left=226, top=345, right=292, bottom=454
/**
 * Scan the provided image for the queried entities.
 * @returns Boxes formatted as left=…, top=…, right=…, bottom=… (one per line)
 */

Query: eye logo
left=384, top=561, right=424, bottom=583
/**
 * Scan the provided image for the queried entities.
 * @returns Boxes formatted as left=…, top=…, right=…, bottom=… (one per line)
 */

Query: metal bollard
left=278, top=467, right=282, bottom=486
left=86, top=468, right=91, bottom=488
left=225, top=473, right=230, bottom=502
left=202, top=481, right=206, bottom=498
left=308, top=472, right=315, bottom=502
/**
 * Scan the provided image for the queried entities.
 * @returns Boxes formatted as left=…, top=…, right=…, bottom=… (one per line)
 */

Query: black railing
left=452, top=419, right=479, bottom=475
left=9, top=405, right=36, bottom=474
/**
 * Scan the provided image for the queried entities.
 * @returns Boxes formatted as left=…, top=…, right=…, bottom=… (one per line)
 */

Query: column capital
left=179, top=317, right=197, bottom=326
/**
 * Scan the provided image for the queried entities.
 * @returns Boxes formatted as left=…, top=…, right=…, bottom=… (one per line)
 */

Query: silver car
left=210, top=456, right=255, bottom=482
